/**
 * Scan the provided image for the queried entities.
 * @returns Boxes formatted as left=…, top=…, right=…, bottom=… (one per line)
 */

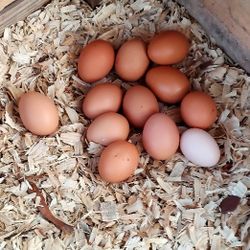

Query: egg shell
left=142, top=113, right=180, bottom=160
left=147, top=30, right=189, bottom=65
left=146, top=66, right=190, bottom=103
left=98, top=140, right=139, bottom=183
left=82, top=83, right=122, bottom=119
left=18, top=91, right=59, bottom=136
left=181, top=91, right=217, bottom=129
left=180, top=128, right=220, bottom=167
left=115, top=38, right=149, bottom=81
left=123, top=85, right=159, bottom=128
left=78, top=40, right=115, bottom=83
left=86, top=112, right=129, bottom=146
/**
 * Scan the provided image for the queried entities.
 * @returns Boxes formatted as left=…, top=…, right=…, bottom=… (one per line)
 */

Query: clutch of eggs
left=16, top=29, right=221, bottom=184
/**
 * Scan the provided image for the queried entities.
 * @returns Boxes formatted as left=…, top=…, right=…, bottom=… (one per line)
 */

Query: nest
left=0, top=0, right=249, bottom=249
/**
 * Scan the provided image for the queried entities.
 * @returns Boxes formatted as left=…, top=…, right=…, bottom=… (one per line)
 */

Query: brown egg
left=142, top=113, right=179, bottom=160
left=86, top=112, right=129, bottom=146
left=145, top=66, right=190, bottom=103
left=78, top=40, right=115, bottom=83
left=18, top=91, right=59, bottom=136
left=180, top=91, right=218, bottom=129
left=98, top=140, right=139, bottom=183
left=147, top=30, right=189, bottom=65
left=123, top=85, right=159, bottom=128
left=115, top=38, right=149, bottom=81
left=82, top=83, right=122, bottom=119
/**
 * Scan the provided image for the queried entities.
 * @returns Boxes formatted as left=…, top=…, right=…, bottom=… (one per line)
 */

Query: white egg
left=180, top=128, right=220, bottom=167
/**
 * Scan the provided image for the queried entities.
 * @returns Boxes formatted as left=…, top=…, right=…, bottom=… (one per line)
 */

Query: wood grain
left=0, top=0, right=15, bottom=12
left=0, top=0, right=50, bottom=34
left=177, top=0, right=250, bottom=73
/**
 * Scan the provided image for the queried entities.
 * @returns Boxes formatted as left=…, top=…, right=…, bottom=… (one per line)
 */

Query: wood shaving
left=0, top=0, right=249, bottom=249
left=100, top=201, right=119, bottom=222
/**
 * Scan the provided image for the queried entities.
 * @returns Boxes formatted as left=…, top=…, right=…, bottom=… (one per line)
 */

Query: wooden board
left=177, top=0, right=250, bottom=73
left=0, top=0, right=50, bottom=34
left=0, top=0, right=15, bottom=12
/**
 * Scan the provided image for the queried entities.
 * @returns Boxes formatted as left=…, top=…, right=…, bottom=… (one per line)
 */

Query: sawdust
left=0, top=0, right=249, bottom=249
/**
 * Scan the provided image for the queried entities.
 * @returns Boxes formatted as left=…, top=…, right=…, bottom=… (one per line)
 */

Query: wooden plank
left=0, top=0, right=15, bottom=12
left=0, top=0, right=50, bottom=35
left=177, top=0, right=250, bottom=73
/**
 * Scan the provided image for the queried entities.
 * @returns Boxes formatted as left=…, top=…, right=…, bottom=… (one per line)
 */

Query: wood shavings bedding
left=0, top=0, right=249, bottom=249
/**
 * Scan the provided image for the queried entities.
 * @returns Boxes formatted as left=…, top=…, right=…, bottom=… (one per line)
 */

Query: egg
left=98, top=140, right=139, bottom=183
left=123, top=85, right=159, bottom=128
left=115, top=38, right=149, bottom=81
left=86, top=112, right=129, bottom=146
left=145, top=66, right=190, bottom=103
left=181, top=91, right=217, bottom=129
left=18, top=91, right=59, bottom=136
left=142, top=113, right=179, bottom=160
left=180, top=128, right=220, bottom=167
left=82, top=83, right=122, bottom=119
left=78, top=40, right=115, bottom=83
left=147, top=30, right=189, bottom=65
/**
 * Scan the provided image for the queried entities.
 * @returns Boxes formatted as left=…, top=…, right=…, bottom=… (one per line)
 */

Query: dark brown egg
left=180, top=91, right=218, bottom=129
left=147, top=30, right=189, bottom=65
left=146, top=66, right=190, bottom=103
left=115, top=38, right=149, bottom=81
left=78, top=40, right=115, bottom=83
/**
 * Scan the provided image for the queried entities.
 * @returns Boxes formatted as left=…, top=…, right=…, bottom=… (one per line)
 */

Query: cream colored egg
left=180, top=128, right=220, bottom=167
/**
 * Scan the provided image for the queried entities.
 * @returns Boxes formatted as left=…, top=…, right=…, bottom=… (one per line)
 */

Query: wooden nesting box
left=0, top=0, right=249, bottom=248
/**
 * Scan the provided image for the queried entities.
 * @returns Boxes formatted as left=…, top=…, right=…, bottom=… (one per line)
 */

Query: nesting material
left=0, top=0, right=249, bottom=249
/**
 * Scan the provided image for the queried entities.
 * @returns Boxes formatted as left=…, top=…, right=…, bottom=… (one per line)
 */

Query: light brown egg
left=145, top=66, right=190, bottom=103
left=122, top=85, right=159, bottom=128
left=18, top=91, right=59, bottom=136
left=98, top=140, right=139, bottom=183
left=115, top=38, right=149, bottom=81
left=82, top=83, right=122, bottom=119
left=78, top=40, right=115, bottom=83
left=180, top=91, right=217, bottom=129
left=86, top=112, right=129, bottom=146
left=142, top=113, right=179, bottom=160
left=147, top=30, right=189, bottom=65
